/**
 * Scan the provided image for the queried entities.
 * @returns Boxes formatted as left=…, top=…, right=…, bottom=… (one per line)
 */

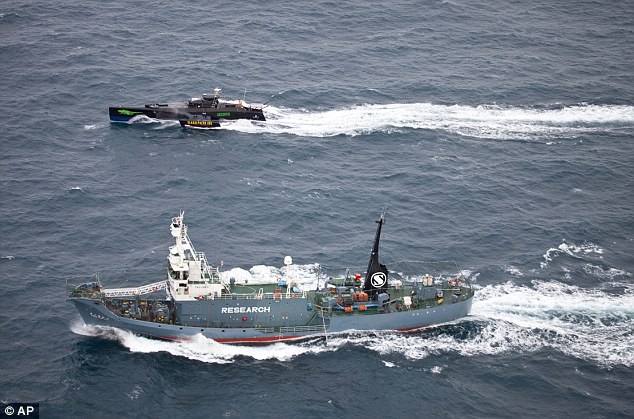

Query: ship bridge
left=167, top=212, right=227, bottom=301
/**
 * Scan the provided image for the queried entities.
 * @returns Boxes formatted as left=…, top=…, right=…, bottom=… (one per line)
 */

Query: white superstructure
left=166, top=212, right=227, bottom=301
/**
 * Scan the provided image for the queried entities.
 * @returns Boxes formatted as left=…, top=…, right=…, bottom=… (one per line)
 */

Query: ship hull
left=108, top=104, right=265, bottom=126
left=70, top=295, right=473, bottom=344
left=68, top=211, right=475, bottom=345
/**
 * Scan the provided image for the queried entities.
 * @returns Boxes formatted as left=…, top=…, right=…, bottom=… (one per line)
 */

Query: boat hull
left=108, top=104, right=265, bottom=126
left=70, top=295, right=473, bottom=344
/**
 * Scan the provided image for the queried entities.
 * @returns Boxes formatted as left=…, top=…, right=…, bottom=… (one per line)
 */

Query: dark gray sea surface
left=1, top=0, right=633, bottom=417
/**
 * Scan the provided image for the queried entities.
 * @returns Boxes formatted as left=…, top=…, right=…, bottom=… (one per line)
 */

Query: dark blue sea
left=1, top=0, right=633, bottom=417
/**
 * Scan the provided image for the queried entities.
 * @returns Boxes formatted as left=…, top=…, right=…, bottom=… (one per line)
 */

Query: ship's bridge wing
left=168, top=254, right=190, bottom=271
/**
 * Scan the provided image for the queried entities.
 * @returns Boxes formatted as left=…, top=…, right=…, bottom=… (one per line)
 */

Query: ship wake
left=223, top=102, right=634, bottom=140
left=332, top=279, right=633, bottom=369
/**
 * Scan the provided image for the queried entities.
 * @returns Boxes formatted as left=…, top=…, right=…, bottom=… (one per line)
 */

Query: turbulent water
left=1, top=0, right=633, bottom=417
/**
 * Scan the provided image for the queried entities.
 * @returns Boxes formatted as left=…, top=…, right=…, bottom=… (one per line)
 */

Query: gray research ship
left=109, top=87, right=266, bottom=128
left=68, top=211, right=474, bottom=344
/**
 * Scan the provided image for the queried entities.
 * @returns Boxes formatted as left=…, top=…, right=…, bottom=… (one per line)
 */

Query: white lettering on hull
left=90, top=312, right=109, bottom=321
left=221, top=306, right=272, bottom=314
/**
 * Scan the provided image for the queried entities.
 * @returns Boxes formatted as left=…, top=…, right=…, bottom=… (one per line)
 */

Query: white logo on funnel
left=370, top=272, right=386, bottom=288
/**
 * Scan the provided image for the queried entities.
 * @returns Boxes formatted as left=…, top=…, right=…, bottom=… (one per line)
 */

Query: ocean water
left=1, top=0, right=633, bottom=417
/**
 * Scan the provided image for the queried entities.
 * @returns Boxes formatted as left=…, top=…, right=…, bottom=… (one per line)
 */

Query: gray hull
left=70, top=296, right=473, bottom=344
left=69, top=212, right=475, bottom=345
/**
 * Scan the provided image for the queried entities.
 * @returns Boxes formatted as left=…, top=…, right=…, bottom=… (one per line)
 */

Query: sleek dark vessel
left=109, top=87, right=266, bottom=127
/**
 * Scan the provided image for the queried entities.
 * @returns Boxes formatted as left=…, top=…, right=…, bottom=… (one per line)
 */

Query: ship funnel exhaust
left=363, top=209, right=389, bottom=298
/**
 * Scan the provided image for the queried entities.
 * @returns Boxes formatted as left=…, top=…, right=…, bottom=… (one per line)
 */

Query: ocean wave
left=541, top=240, right=605, bottom=269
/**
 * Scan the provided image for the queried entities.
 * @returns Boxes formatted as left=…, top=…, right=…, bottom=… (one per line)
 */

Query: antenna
left=243, top=84, right=248, bottom=101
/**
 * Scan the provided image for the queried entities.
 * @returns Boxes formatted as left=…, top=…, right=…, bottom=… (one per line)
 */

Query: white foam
left=128, top=114, right=160, bottom=124
left=583, top=264, right=631, bottom=280
left=70, top=319, right=116, bottom=338
left=221, top=103, right=634, bottom=140
left=430, top=365, right=444, bottom=374
left=504, top=265, right=523, bottom=276
left=122, top=115, right=180, bottom=128
left=126, top=384, right=143, bottom=400
left=71, top=320, right=334, bottom=364
left=153, top=120, right=181, bottom=129
left=541, top=240, right=605, bottom=268
left=469, top=280, right=634, bottom=367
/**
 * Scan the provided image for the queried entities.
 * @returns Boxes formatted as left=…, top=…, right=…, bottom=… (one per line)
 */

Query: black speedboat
left=109, top=88, right=266, bottom=127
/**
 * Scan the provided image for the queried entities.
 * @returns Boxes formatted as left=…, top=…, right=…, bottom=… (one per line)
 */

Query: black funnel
left=363, top=211, right=388, bottom=298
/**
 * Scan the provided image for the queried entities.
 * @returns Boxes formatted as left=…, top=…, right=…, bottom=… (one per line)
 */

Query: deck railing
left=102, top=280, right=168, bottom=297
left=254, top=325, right=325, bottom=334
left=212, top=290, right=307, bottom=300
